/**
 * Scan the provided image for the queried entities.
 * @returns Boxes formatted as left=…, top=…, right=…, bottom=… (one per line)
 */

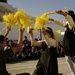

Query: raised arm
left=56, top=10, right=74, bottom=26
left=49, top=10, right=74, bottom=28
left=4, top=27, right=11, bottom=42
left=49, top=18, right=66, bottom=27
left=12, top=28, right=25, bottom=54
left=28, top=28, right=44, bottom=46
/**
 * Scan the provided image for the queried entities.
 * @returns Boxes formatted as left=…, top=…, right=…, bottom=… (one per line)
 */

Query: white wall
left=0, top=22, right=65, bottom=41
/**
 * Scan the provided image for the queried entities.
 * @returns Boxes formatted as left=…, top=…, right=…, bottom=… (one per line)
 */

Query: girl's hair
left=0, top=35, right=4, bottom=43
left=45, top=27, right=54, bottom=38
left=67, top=10, right=75, bottom=22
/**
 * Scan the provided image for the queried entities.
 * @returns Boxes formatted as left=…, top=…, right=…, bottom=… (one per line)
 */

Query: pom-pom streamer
left=34, top=13, right=49, bottom=30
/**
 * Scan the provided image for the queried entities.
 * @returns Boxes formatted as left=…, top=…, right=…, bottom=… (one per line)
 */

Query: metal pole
left=39, top=29, right=42, bottom=40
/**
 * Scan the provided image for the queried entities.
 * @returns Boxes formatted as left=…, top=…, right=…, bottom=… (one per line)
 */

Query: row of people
left=4, top=37, right=64, bottom=63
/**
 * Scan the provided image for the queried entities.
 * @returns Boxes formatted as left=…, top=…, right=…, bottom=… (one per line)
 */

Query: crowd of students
left=4, top=35, right=64, bottom=63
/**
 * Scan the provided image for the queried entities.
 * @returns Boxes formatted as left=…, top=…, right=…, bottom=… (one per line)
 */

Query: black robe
left=0, top=48, right=14, bottom=75
left=63, top=25, right=75, bottom=57
left=32, top=42, right=58, bottom=75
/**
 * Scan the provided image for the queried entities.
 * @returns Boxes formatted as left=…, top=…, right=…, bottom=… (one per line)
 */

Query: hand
left=49, top=18, right=54, bottom=21
left=6, top=27, right=11, bottom=33
left=19, top=28, right=25, bottom=33
left=55, top=10, right=63, bottom=14
left=41, top=27, right=47, bottom=35
left=28, top=28, right=33, bottom=34
left=55, top=10, right=67, bottom=16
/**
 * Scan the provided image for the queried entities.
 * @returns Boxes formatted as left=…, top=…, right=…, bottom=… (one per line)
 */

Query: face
left=45, top=31, right=52, bottom=38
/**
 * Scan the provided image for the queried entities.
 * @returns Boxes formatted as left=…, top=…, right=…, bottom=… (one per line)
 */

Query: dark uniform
left=63, top=25, right=75, bottom=57
left=0, top=48, right=31, bottom=75
left=32, top=42, right=59, bottom=75
left=0, top=48, right=14, bottom=75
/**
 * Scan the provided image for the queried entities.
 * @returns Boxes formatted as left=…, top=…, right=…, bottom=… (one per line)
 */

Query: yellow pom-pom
left=3, top=13, right=17, bottom=28
left=41, top=13, right=49, bottom=24
left=14, top=10, right=32, bottom=29
left=34, top=13, right=49, bottom=30
left=54, top=30, right=61, bottom=41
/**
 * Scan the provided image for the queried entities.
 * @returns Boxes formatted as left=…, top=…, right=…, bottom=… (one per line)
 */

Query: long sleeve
left=53, top=20, right=66, bottom=27
left=30, top=35, right=44, bottom=46
left=53, top=15, right=75, bottom=29
left=65, top=15, right=74, bottom=26
left=65, top=15, right=74, bottom=29
left=30, top=34, right=57, bottom=48
left=44, top=35, right=57, bottom=48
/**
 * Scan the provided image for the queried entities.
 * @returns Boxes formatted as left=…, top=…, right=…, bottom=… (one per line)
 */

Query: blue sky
left=7, top=0, right=75, bottom=20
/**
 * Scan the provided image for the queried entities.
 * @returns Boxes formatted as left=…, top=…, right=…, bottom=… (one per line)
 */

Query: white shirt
left=30, top=34, right=57, bottom=48
left=53, top=15, right=75, bottom=30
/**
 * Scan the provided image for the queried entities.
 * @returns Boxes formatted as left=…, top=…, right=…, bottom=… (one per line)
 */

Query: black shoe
left=58, top=73, right=63, bottom=75
left=16, top=73, right=30, bottom=75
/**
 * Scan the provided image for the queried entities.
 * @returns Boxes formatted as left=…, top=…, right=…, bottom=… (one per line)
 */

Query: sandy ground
left=6, top=57, right=73, bottom=75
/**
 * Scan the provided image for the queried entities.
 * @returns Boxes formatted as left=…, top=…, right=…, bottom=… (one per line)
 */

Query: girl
left=29, top=27, right=62, bottom=75
left=49, top=10, right=75, bottom=75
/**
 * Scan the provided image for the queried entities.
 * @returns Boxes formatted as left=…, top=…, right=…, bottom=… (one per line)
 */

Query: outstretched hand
left=55, top=10, right=63, bottom=14
left=55, top=10, right=67, bottom=16
left=28, top=28, right=33, bottom=34
left=19, top=28, right=25, bottom=33
left=41, top=27, right=47, bottom=35
left=6, top=27, right=11, bottom=33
